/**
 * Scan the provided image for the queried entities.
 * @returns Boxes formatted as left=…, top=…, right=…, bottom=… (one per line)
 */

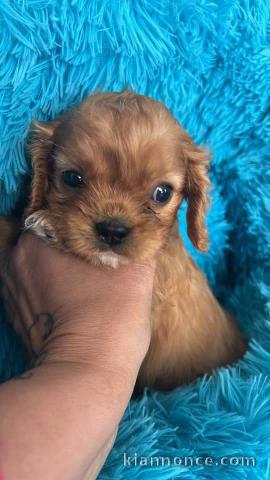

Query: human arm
left=0, top=234, right=154, bottom=479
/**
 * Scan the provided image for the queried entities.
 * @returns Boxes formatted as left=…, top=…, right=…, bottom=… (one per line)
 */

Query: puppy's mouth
left=96, top=251, right=128, bottom=269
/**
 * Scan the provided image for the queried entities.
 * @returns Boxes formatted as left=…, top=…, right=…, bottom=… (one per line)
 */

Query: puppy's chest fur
left=137, top=221, right=246, bottom=391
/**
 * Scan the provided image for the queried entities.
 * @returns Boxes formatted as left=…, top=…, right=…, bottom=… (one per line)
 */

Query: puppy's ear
left=27, top=119, right=60, bottom=214
left=181, top=131, right=210, bottom=252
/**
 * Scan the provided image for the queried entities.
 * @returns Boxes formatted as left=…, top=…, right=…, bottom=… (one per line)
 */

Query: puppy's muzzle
left=95, top=219, right=131, bottom=247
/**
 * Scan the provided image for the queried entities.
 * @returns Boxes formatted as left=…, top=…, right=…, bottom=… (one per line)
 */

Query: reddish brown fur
left=0, top=91, right=246, bottom=390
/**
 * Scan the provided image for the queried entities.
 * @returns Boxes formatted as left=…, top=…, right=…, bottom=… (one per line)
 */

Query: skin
left=0, top=234, right=155, bottom=480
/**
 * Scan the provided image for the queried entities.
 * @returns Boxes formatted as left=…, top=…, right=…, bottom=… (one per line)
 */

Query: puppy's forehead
left=54, top=97, right=184, bottom=185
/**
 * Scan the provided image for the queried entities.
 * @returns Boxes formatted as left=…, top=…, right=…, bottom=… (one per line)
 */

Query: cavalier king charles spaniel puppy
left=0, top=91, right=246, bottom=390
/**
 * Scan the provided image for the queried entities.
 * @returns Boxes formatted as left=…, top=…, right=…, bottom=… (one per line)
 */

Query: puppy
left=0, top=91, right=246, bottom=390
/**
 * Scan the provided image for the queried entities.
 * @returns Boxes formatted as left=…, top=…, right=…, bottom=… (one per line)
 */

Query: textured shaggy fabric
left=0, top=1, right=270, bottom=478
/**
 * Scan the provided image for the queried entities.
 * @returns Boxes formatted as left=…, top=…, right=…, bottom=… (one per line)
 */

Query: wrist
left=40, top=324, right=149, bottom=389
left=36, top=299, right=151, bottom=372
left=34, top=355, right=137, bottom=423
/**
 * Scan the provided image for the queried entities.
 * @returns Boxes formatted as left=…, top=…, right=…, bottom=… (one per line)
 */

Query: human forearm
left=0, top=359, right=134, bottom=480
left=0, top=235, right=155, bottom=479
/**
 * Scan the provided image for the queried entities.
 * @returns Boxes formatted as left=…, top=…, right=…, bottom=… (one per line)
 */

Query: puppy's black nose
left=95, top=220, right=130, bottom=246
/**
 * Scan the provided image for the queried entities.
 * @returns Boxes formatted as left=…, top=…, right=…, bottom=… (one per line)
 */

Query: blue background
left=0, top=1, right=270, bottom=478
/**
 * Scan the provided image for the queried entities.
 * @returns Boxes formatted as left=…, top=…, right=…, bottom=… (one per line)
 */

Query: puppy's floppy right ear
left=180, top=129, right=210, bottom=252
left=27, top=119, right=60, bottom=214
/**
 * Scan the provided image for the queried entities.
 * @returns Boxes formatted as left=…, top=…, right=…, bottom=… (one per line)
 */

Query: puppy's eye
left=62, top=170, right=84, bottom=188
left=152, top=184, right=172, bottom=204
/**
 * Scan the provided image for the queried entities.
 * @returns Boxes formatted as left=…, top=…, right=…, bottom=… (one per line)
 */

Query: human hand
left=1, top=233, right=154, bottom=371
left=0, top=234, right=155, bottom=479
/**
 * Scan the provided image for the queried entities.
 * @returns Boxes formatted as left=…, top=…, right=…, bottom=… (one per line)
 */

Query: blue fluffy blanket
left=1, top=1, right=270, bottom=478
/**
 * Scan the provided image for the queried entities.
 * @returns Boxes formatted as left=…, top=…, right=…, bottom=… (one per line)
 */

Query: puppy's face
left=26, top=92, right=210, bottom=266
